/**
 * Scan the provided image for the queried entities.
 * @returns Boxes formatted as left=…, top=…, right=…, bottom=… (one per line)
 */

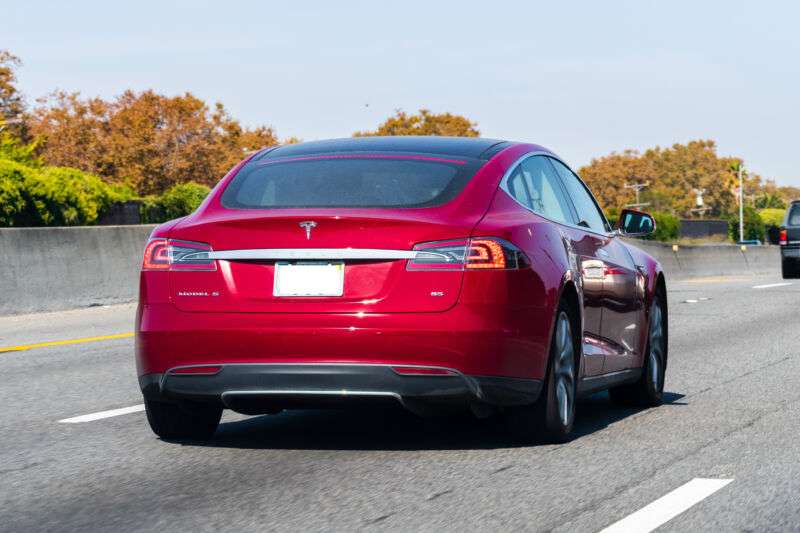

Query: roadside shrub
left=20, top=165, right=131, bottom=226
left=604, top=207, right=620, bottom=229
left=0, top=130, right=42, bottom=167
left=727, top=206, right=765, bottom=242
left=0, top=159, right=28, bottom=226
left=643, top=211, right=679, bottom=242
left=144, top=182, right=211, bottom=222
left=759, top=207, right=785, bottom=228
left=758, top=207, right=785, bottom=244
left=0, top=157, right=133, bottom=227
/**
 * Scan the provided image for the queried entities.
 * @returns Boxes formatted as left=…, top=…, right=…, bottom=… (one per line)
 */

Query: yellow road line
left=0, top=332, right=134, bottom=353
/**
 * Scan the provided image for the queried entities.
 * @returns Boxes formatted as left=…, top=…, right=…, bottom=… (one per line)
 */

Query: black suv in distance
left=781, top=200, right=800, bottom=278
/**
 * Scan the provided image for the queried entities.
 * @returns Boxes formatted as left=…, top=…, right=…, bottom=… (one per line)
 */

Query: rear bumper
left=139, top=363, right=542, bottom=414
left=781, top=246, right=800, bottom=259
left=136, top=302, right=552, bottom=380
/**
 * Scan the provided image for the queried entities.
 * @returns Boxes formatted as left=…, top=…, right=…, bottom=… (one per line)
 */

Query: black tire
left=609, top=293, right=667, bottom=407
left=144, top=399, right=222, bottom=440
left=505, top=302, right=577, bottom=444
left=782, top=258, right=800, bottom=279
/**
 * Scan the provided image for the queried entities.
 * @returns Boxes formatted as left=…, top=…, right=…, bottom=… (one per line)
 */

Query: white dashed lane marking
left=59, top=404, right=144, bottom=423
left=598, top=478, right=733, bottom=533
left=752, top=282, right=792, bottom=289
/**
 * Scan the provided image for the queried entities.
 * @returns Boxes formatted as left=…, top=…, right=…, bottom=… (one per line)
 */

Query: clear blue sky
left=7, top=0, right=800, bottom=186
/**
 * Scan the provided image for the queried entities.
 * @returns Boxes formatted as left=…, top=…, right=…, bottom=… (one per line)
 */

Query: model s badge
left=299, top=221, right=317, bottom=240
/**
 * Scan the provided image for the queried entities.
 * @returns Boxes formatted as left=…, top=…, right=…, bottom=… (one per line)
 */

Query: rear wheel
left=144, top=399, right=222, bottom=440
left=506, top=303, right=577, bottom=443
left=610, top=295, right=666, bottom=407
left=782, top=258, right=800, bottom=279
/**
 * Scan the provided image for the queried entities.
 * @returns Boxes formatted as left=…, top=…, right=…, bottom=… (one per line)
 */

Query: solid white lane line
left=58, top=404, right=144, bottom=423
left=753, top=282, right=792, bottom=289
left=598, top=478, right=733, bottom=533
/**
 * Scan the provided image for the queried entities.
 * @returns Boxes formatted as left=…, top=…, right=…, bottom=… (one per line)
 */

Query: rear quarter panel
left=620, top=239, right=666, bottom=365
left=469, top=183, right=573, bottom=380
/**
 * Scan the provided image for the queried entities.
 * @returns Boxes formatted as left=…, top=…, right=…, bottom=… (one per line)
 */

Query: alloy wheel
left=648, top=303, right=665, bottom=394
left=553, top=312, right=576, bottom=426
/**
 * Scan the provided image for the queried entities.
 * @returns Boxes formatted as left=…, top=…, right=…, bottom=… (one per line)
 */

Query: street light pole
left=738, top=165, right=744, bottom=243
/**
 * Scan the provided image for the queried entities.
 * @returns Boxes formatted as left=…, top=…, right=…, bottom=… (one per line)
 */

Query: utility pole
left=624, top=181, right=651, bottom=209
left=738, top=165, right=744, bottom=243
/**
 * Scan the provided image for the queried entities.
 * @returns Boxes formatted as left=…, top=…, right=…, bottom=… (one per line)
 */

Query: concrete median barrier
left=0, top=225, right=155, bottom=315
left=624, top=239, right=781, bottom=279
left=0, top=226, right=783, bottom=315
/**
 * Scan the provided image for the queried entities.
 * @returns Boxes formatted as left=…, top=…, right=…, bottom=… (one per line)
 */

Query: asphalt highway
left=1, top=275, right=799, bottom=532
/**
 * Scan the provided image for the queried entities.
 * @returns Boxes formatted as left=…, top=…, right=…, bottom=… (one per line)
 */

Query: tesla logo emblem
left=299, top=221, right=317, bottom=239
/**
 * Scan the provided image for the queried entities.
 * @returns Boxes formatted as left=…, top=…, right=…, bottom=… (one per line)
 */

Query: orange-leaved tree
left=29, top=90, right=281, bottom=195
left=355, top=109, right=479, bottom=137
left=0, top=50, right=28, bottom=138
left=579, top=140, right=752, bottom=217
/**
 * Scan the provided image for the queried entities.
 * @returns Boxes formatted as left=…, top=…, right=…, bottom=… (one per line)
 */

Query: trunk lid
left=168, top=210, right=480, bottom=313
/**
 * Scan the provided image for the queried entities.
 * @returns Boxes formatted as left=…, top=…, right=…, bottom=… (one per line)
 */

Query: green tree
left=155, top=182, right=211, bottom=220
left=355, top=109, right=479, bottom=137
left=728, top=206, right=765, bottom=242
left=0, top=121, right=40, bottom=166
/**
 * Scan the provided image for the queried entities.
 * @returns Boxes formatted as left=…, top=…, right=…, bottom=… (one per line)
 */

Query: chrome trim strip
left=220, top=390, right=402, bottom=401
left=206, top=248, right=418, bottom=261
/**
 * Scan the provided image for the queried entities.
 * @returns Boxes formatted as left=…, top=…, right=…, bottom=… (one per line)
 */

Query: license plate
left=273, top=262, right=344, bottom=297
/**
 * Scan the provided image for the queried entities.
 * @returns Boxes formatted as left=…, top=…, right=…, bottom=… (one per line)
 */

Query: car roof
left=259, top=136, right=513, bottom=161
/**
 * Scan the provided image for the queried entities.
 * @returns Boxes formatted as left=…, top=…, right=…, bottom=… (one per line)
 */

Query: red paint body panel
left=136, top=139, right=664, bottom=390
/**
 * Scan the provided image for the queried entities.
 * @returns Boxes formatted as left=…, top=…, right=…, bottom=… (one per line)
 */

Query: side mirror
left=617, top=209, right=656, bottom=237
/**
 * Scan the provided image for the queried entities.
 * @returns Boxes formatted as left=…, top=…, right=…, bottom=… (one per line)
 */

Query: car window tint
left=517, top=156, right=573, bottom=224
left=548, top=158, right=608, bottom=233
left=789, top=204, right=800, bottom=226
left=506, top=166, right=532, bottom=209
left=222, top=156, right=483, bottom=208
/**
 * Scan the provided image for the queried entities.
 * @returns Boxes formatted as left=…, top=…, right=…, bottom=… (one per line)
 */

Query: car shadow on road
left=185, top=391, right=686, bottom=452
left=570, top=391, right=685, bottom=440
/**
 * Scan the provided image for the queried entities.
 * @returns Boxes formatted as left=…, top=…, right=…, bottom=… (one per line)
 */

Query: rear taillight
left=779, top=229, right=787, bottom=246
left=142, top=239, right=217, bottom=271
left=406, top=237, right=529, bottom=271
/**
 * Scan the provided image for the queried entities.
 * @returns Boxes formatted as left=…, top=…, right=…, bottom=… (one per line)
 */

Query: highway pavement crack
left=0, top=461, right=46, bottom=475
left=364, top=511, right=396, bottom=525
left=685, top=354, right=793, bottom=399
left=426, top=489, right=453, bottom=501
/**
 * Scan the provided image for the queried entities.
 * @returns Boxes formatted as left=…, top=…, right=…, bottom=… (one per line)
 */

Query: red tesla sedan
left=136, top=136, right=667, bottom=442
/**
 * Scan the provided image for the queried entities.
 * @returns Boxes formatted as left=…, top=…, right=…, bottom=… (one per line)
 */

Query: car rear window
left=220, top=155, right=483, bottom=209
left=789, top=204, right=800, bottom=226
